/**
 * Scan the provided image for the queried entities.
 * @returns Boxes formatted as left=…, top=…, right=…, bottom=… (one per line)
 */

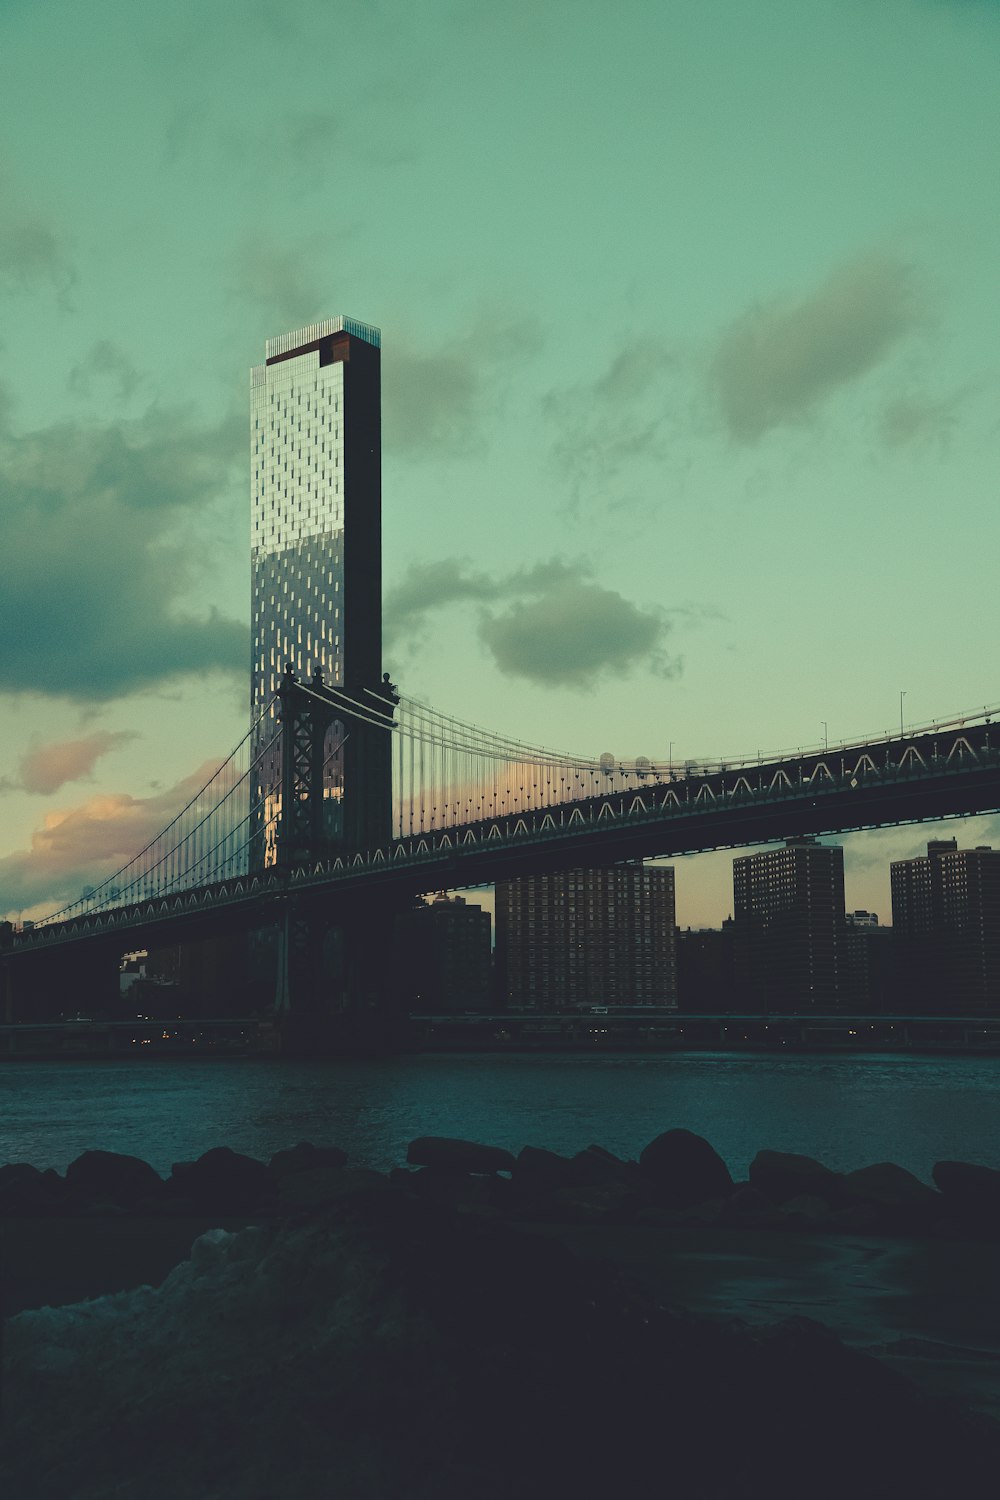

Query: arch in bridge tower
left=851, top=754, right=878, bottom=777
left=629, top=795, right=648, bottom=815
left=568, top=808, right=585, bottom=825
left=660, top=789, right=681, bottom=808
left=488, top=824, right=503, bottom=839
left=733, top=776, right=753, bottom=796
left=695, top=785, right=716, bottom=802
left=598, top=801, right=616, bottom=820
left=900, top=746, right=927, bottom=770
left=540, top=814, right=556, bottom=831
left=769, top=769, right=792, bottom=790
left=809, top=762, right=834, bottom=783
left=513, top=819, right=529, bottom=836
left=438, top=834, right=453, bottom=849
left=947, top=737, right=976, bottom=762
left=462, top=829, right=478, bottom=843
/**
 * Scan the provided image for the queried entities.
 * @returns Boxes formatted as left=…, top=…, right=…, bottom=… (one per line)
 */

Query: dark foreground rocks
left=6, top=1131, right=1000, bottom=1246
left=3, top=1184, right=1000, bottom=1500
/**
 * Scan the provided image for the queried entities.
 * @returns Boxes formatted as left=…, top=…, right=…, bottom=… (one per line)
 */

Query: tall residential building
left=397, top=895, right=493, bottom=1014
left=250, top=317, right=388, bottom=855
left=891, top=840, right=1000, bottom=1013
left=843, top=910, right=895, bottom=1012
left=733, top=838, right=846, bottom=1011
left=676, top=920, right=736, bottom=1011
left=495, top=864, right=677, bottom=1011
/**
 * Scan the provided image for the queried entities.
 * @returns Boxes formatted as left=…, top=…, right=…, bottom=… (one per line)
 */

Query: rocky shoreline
left=3, top=1133, right=1000, bottom=1497
left=4, top=1129, right=1000, bottom=1244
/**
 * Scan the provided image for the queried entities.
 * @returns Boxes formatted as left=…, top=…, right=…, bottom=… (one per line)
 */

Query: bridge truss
left=8, top=687, right=1000, bottom=957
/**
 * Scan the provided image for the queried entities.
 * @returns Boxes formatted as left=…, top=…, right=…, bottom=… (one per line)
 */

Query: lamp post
left=821, top=721, right=828, bottom=751
left=900, top=690, right=906, bottom=738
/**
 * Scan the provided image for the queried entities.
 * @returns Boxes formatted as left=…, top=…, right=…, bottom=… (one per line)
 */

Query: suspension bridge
left=4, top=671, right=1000, bottom=1039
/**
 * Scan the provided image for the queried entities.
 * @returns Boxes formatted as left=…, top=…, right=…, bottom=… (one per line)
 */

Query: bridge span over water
left=4, top=679, right=1000, bottom=1032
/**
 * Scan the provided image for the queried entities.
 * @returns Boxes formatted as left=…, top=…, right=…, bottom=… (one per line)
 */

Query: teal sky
left=1, top=0, right=998, bottom=924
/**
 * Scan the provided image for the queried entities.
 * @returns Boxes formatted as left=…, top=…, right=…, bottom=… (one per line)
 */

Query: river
left=3, top=1050, right=1000, bottom=1179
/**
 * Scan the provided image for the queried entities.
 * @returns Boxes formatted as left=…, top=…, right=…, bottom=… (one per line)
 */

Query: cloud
left=231, top=242, right=330, bottom=331
left=382, top=558, right=502, bottom=640
left=878, top=389, right=966, bottom=448
left=67, top=341, right=143, bottom=403
left=1, top=731, right=139, bottom=796
left=0, top=404, right=248, bottom=701
left=711, top=255, right=919, bottom=442
left=0, top=761, right=222, bottom=918
left=385, top=556, right=679, bottom=690
left=0, top=167, right=75, bottom=300
left=543, top=337, right=680, bottom=511
left=481, top=578, right=679, bottom=690
left=383, top=314, right=543, bottom=458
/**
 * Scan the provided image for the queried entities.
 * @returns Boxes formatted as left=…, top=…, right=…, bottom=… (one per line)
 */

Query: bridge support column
left=1, top=944, right=121, bottom=1024
left=274, top=896, right=409, bottom=1056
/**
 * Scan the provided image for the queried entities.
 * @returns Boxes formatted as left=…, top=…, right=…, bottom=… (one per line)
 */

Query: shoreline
left=4, top=1132, right=1000, bottom=1495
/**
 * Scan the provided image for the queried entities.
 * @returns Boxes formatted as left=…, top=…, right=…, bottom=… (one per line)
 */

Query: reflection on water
left=2, top=1051, right=1000, bottom=1180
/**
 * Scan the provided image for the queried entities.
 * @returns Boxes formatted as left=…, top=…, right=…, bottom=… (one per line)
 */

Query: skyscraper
left=891, top=840, right=1000, bottom=1013
left=732, top=837, right=846, bottom=1010
left=495, top=864, right=677, bottom=1010
left=250, top=317, right=388, bottom=856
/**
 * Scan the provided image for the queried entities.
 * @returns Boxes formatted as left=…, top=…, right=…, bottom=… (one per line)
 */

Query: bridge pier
left=1, top=941, right=122, bottom=1024
left=273, top=897, right=408, bottom=1056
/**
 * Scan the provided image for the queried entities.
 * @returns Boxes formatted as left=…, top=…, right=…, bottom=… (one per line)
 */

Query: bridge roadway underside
left=8, top=754, right=1000, bottom=979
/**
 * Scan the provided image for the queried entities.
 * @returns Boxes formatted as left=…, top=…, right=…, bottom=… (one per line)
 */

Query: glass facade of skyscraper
left=250, top=316, right=384, bottom=861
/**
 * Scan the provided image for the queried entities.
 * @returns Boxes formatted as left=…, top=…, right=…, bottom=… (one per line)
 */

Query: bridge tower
left=250, top=316, right=402, bottom=1046
left=272, top=665, right=402, bottom=1050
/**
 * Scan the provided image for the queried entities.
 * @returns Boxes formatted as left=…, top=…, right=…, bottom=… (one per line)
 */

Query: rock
left=406, top=1137, right=516, bottom=1175
left=676, top=1196, right=727, bottom=1227
left=0, top=1164, right=64, bottom=1216
left=267, top=1142, right=348, bottom=1180
left=278, top=1166, right=388, bottom=1212
left=513, top=1146, right=580, bottom=1188
left=572, top=1145, right=635, bottom=1187
left=749, top=1150, right=846, bottom=1207
left=548, top=1181, right=644, bottom=1226
left=65, top=1150, right=165, bottom=1209
left=169, top=1147, right=274, bottom=1217
left=932, top=1161, right=1000, bottom=1226
left=844, top=1163, right=942, bottom=1222
left=403, top=1168, right=511, bottom=1216
left=777, top=1195, right=835, bottom=1229
left=727, top=1185, right=772, bottom=1216
left=638, top=1129, right=733, bottom=1209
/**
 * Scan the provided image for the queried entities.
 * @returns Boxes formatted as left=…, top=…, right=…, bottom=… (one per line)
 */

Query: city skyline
left=1, top=0, right=999, bottom=922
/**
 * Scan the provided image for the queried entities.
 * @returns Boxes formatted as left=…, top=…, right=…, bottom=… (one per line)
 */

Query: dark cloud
left=0, top=180, right=75, bottom=300
left=382, top=558, right=501, bottom=640
left=385, top=556, right=678, bottom=690
left=231, top=243, right=329, bottom=331
left=0, top=406, right=248, bottom=701
left=0, top=761, right=221, bottom=918
left=543, top=337, right=679, bottom=511
left=384, top=315, right=543, bottom=458
left=711, top=255, right=919, bottom=442
left=481, top=579, right=679, bottom=690
left=67, top=341, right=143, bottom=403
left=1, top=731, right=139, bottom=796
left=879, top=390, right=966, bottom=448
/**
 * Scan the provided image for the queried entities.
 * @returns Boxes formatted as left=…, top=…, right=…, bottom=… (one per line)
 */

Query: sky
left=0, top=0, right=998, bottom=927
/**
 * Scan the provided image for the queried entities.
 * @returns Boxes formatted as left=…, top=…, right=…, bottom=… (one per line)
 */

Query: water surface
left=3, top=1051, right=1000, bottom=1180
